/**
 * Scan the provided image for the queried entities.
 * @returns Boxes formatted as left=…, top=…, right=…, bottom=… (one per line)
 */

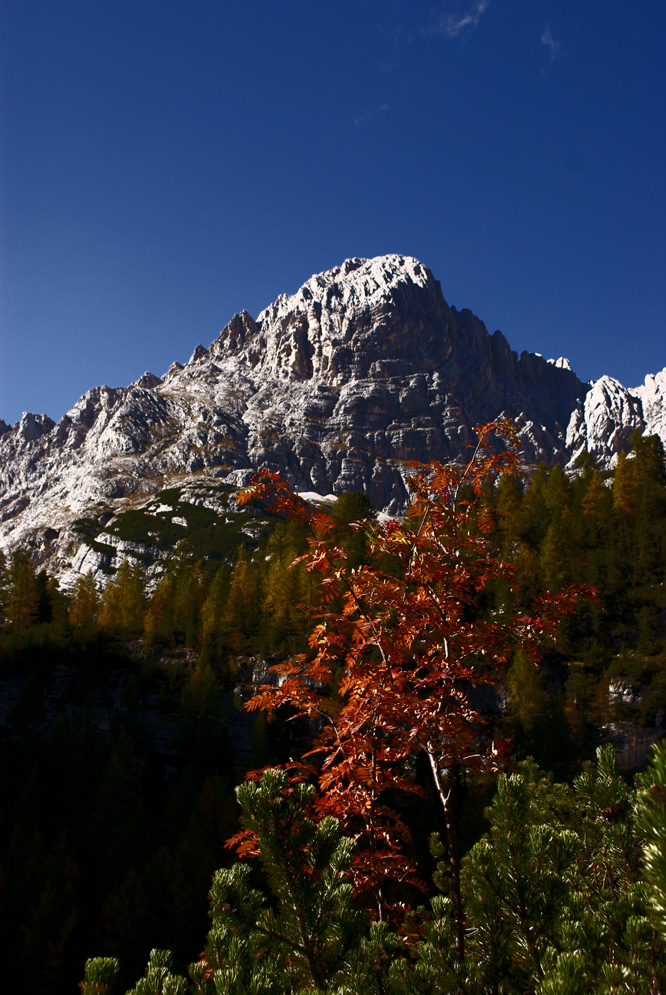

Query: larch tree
left=68, top=570, right=101, bottom=628
left=222, top=550, right=261, bottom=651
left=4, top=549, right=40, bottom=631
left=99, top=560, right=146, bottom=633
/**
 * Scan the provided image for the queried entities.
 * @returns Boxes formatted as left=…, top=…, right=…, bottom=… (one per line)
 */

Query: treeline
left=488, top=433, right=666, bottom=764
left=3, top=439, right=665, bottom=645
left=490, top=432, right=666, bottom=650
left=0, top=492, right=372, bottom=666
left=2, top=436, right=664, bottom=744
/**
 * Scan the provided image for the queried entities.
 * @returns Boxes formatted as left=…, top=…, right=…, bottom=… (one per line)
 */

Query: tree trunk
left=428, top=751, right=465, bottom=962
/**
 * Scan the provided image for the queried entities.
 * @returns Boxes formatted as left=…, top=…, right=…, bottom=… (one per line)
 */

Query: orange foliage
left=232, top=421, right=594, bottom=924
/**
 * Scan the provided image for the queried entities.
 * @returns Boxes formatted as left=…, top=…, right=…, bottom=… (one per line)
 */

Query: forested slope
left=1, top=430, right=665, bottom=992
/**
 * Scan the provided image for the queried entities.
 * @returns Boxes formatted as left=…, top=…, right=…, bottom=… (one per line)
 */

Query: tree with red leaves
left=232, top=421, right=592, bottom=956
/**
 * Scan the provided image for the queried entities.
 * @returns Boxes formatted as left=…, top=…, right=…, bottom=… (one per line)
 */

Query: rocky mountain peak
left=0, top=254, right=664, bottom=586
left=212, top=255, right=450, bottom=383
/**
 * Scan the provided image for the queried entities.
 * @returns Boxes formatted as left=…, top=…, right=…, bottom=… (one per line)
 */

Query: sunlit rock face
left=564, top=369, right=666, bottom=468
left=633, top=369, right=666, bottom=444
left=565, top=377, right=645, bottom=465
left=0, top=254, right=664, bottom=582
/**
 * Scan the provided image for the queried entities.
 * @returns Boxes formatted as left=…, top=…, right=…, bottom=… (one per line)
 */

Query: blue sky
left=1, top=0, right=664, bottom=426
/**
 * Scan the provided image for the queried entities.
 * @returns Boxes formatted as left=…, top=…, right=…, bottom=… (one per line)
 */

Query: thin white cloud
left=540, top=23, right=560, bottom=60
left=428, top=1, right=490, bottom=39
left=353, top=103, right=391, bottom=126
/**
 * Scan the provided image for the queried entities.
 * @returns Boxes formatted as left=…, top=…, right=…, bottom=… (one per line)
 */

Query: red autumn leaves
left=229, top=421, right=594, bottom=923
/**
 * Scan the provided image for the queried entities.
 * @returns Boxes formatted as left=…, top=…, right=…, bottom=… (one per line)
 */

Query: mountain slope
left=0, top=254, right=664, bottom=584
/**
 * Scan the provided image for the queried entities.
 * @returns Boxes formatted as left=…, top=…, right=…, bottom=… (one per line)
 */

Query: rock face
left=1, top=254, right=664, bottom=583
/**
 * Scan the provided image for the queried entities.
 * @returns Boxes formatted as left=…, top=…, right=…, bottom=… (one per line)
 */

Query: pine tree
left=540, top=513, right=571, bottom=591
left=200, top=769, right=367, bottom=993
left=79, top=956, right=120, bottom=995
left=144, top=570, right=177, bottom=650
left=581, top=468, right=605, bottom=520
left=506, top=650, right=547, bottom=734
left=199, top=565, right=230, bottom=663
left=43, top=573, right=69, bottom=626
left=637, top=740, right=666, bottom=945
left=259, top=523, right=312, bottom=656
left=172, top=562, right=206, bottom=648
left=125, top=950, right=188, bottom=995
left=330, top=490, right=372, bottom=569
left=80, top=745, right=666, bottom=994
left=613, top=450, right=638, bottom=517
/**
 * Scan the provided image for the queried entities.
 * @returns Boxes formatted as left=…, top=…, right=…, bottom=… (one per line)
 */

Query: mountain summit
left=1, top=254, right=664, bottom=583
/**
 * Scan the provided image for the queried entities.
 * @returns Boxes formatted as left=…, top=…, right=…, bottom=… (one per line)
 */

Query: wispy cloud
left=353, top=102, right=391, bottom=126
left=540, top=23, right=560, bottom=60
left=428, top=1, right=490, bottom=39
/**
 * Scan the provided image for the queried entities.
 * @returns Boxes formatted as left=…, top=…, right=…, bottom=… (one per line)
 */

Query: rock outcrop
left=0, top=254, right=664, bottom=583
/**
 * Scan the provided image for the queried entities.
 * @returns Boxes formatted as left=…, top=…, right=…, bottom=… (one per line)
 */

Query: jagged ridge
left=0, top=254, right=664, bottom=585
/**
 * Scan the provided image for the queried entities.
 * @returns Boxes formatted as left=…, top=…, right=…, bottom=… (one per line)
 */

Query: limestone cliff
left=0, top=254, right=663, bottom=584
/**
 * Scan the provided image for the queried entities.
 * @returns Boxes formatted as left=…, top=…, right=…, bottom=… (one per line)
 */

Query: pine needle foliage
left=79, top=956, right=120, bottom=995
left=637, top=740, right=666, bottom=944
left=80, top=745, right=666, bottom=994
left=200, top=769, right=367, bottom=993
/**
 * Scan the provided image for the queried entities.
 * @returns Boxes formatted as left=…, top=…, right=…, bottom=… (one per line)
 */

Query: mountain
left=1, top=254, right=664, bottom=586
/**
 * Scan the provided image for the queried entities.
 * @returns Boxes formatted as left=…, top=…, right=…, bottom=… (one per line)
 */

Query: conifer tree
left=69, top=570, right=101, bottom=627
left=99, top=560, right=146, bottom=633
left=613, top=450, right=638, bottom=518
left=540, top=514, right=571, bottom=591
left=4, top=549, right=39, bottom=630
left=80, top=745, right=666, bottom=995
left=79, top=956, right=120, bottom=995
left=259, top=523, right=312, bottom=655
left=144, top=570, right=177, bottom=649
left=42, top=572, right=69, bottom=626
left=200, top=769, right=367, bottom=993
left=199, top=565, right=231, bottom=662
left=222, top=550, right=261, bottom=651
left=172, top=562, right=206, bottom=648
left=330, top=491, right=372, bottom=569
left=494, top=472, right=523, bottom=557
left=581, top=468, right=605, bottom=521
left=506, top=649, right=547, bottom=736
left=125, top=950, right=188, bottom=995
left=515, top=463, right=551, bottom=549
left=637, top=740, right=666, bottom=945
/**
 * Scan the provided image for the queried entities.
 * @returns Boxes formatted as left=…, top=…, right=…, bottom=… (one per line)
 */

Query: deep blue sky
left=1, top=1, right=664, bottom=426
